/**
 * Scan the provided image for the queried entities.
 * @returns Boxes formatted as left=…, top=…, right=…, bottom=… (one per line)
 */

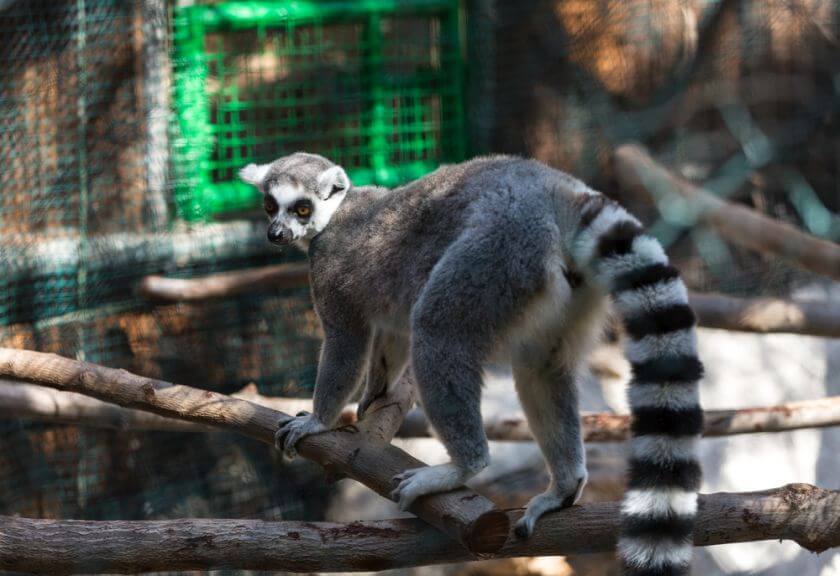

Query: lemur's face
left=239, top=153, right=349, bottom=246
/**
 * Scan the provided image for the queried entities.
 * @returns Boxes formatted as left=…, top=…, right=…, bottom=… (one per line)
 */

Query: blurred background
left=0, top=0, right=838, bottom=574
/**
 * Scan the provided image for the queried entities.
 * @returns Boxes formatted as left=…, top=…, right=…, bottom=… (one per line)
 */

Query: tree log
left=613, top=144, right=840, bottom=281
left=0, top=348, right=509, bottom=555
left=3, top=381, right=839, bottom=443
left=688, top=292, right=840, bottom=338
left=137, top=263, right=840, bottom=338
left=0, top=484, right=837, bottom=574
left=137, top=263, right=310, bottom=301
left=2, top=222, right=271, bottom=286
left=399, top=396, right=840, bottom=442
left=0, top=381, right=217, bottom=432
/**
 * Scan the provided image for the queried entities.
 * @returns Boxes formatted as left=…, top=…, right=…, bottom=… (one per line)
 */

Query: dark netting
left=0, top=0, right=838, bottom=572
left=0, top=0, right=327, bottom=526
left=482, top=0, right=839, bottom=296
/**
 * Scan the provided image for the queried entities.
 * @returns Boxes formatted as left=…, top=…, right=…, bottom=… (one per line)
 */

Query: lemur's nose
left=267, top=227, right=291, bottom=245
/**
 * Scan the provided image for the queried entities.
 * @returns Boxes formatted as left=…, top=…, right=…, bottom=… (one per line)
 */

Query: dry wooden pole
left=137, top=264, right=840, bottom=338
left=0, top=381, right=217, bottom=432
left=1, top=484, right=837, bottom=574
left=613, top=144, right=840, bottom=281
left=3, top=223, right=269, bottom=287
left=399, top=396, right=840, bottom=442
left=0, top=381, right=358, bottom=433
left=137, top=262, right=310, bottom=301
left=688, top=292, right=840, bottom=338
left=0, top=348, right=509, bottom=555
left=4, top=381, right=840, bottom=443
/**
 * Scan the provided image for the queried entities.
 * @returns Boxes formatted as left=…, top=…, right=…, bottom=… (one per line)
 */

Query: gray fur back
left=309, top=155, right=595, bottom=329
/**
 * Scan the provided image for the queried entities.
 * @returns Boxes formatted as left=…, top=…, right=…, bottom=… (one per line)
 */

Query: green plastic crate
left=172, top=0, right=467, bottom=221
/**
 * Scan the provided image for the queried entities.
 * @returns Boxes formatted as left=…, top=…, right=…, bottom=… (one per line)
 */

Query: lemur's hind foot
left=513, top=475, right=586, bottom=538
left=390, top=462, right=485, bottom=511
left=355, top=387, right=385, bottom=421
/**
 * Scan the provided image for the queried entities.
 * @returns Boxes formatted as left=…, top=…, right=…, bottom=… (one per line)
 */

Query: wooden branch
left=399, top=396, right=840, bottom=442
left=137, top=263, right=840, bottom=338
left=4, top=380, right=839, bottom=443
left=0, top=381, right=216, bottom=432
left=613, top=144, right=840, bottom=281
left=3, top=222, right=271, bottom=286
left=137, top=263, right=310, bottom=301
left=688, top=292, right=840, bottom=338
left=0, top=380, right=360, bottom=433
left=2, top=484, right=837, bottom=574
left=0, top=349, right=509, bottom=555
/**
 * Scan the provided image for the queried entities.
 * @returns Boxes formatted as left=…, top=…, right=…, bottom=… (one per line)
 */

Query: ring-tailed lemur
left=240, top=153, right=703, bottom=575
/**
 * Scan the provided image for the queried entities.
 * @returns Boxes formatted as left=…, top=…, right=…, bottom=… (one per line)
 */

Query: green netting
left=171, top=0, right=466, bottom=221
left=1, top=1, right=839, bottom=574
left=0, top=0, right=469, bottom=530
left=0, top=0, right=328, bottom=532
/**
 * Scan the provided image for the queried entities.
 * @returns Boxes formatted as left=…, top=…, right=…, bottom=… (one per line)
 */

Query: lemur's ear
left=239, top=163, right=270, bottom=186
left=317, top=165, right=350, bottom=200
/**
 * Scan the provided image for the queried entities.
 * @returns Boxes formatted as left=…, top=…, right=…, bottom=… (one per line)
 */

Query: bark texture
left=0, top=348, right=508, bottom=555
left=138, top=262, right=310, bottom=301
left=1, top=485, right=837, bottom=574
left=689, top=292, right=840, bottom=338
left=398, top=396, right=840, bottom=442
left=4, top=381, right=839, bottom=443
left=613, top=144, right=840, bottom=281
left=139, top=263, right=840, bottom=337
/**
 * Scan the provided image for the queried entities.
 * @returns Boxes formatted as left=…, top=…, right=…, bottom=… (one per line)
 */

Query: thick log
left=398, top=396, right=840, bottom=442
left=0, top=381, right=216, bottom=432
left=2, top=223, right=271, bottom=286
left=4, top=381, right=839, bottom=443
left=689, top=292, right=840, bottom=338
left=0, top=381, right=342, bottom=433
left=613, top=144, right=840, bottom=281
left=138, top=263, right=310, bottom=301
left=0, top=348, right=509, bottom=555
left=137, top=263, right=840, bottom=338
left=0, top=484, right=837, bottom=574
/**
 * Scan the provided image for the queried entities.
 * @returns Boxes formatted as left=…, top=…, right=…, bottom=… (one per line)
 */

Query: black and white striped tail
left=572, top=195, right=703, bottom=576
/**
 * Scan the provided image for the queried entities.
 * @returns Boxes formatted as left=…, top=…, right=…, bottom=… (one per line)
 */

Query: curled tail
left=571, top=194, right=703, bottom=576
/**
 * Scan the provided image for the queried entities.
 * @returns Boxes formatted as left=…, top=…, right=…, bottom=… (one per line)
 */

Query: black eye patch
left=289, top=199, right=313, bottom=219
left=264, top=195, right=278, bottom=215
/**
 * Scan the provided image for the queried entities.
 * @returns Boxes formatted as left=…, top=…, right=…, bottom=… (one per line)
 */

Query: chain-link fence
left=0, top=0, right=328, bottom=525
left=0, top=0, right=838, bottom=573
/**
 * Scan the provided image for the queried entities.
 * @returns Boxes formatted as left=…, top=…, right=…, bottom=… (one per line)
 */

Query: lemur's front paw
left=275, top=412, right=327, bottom=459
left=513, top=475, right=586, bottom=538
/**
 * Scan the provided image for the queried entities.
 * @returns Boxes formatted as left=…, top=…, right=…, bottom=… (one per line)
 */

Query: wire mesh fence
left=485, top=0, right=840, bottom=296
left=171, top=0, right=466, bottom=220
left=0, top=0, right=329, bottom=526
left=0, top=0, right=838, bottom=572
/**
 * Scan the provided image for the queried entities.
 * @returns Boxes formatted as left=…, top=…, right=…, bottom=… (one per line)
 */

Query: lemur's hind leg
left=392, top=211, right=551, bottom=511
left=391, top=311, right=491, bottom=511
left=512, top=348, right=587, bottom=538
left=357, top=329, right=409, bottom=420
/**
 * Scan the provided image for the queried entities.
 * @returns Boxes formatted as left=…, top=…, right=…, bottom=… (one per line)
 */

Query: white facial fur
left=240, top=162, right=350, bottom=244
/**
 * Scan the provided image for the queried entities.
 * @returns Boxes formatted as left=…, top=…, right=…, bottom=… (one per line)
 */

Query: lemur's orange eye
left=264, top=196, right=278, bottom=214
left=290, top=200, right=312, bottom=218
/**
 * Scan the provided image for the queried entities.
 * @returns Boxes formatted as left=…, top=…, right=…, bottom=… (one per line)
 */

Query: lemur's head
left=240, top=152, right=350, bottom=246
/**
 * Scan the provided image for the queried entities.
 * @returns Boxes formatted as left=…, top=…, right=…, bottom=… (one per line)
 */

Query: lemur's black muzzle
left=267, top=223, right=293, bottom=246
